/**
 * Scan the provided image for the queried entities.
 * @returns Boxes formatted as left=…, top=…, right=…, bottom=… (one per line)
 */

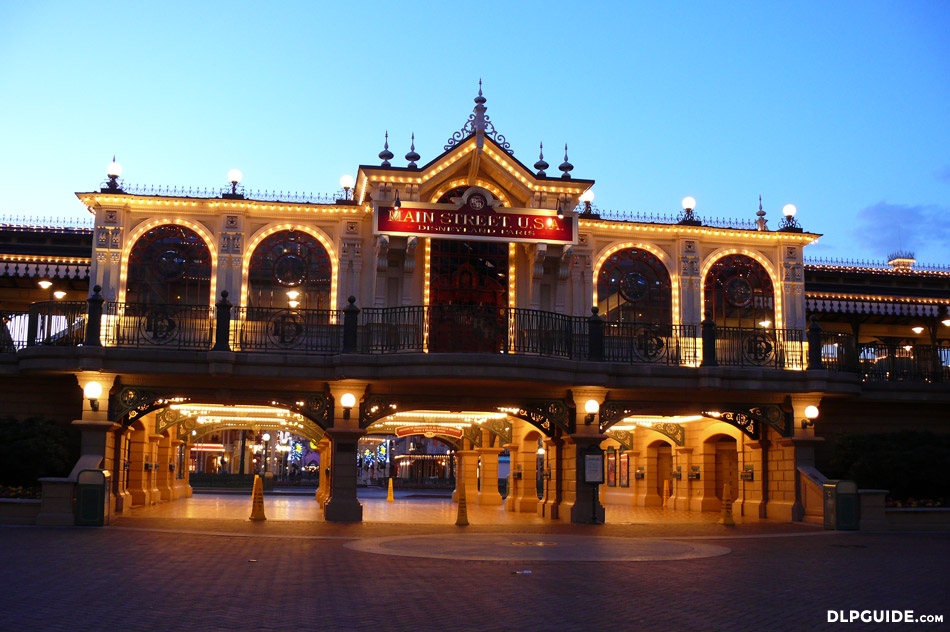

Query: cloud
left=851, top=202, right=950, bottom=261
left=937, top=166, right=950, bottom=184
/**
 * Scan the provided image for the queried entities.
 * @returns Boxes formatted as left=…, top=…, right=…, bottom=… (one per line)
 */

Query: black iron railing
left=102, top=303, right=213, bottom=349
left=233, top=306, right=343, bottom=354
left=603, top=323, right=699, bottom=366
left=859, top=343, right=950, bottom=383
left=16, top=293, right=950, bottom=384
left=715, top=327, right=805, bottom=369
left=25, top=301, right=87, bottom=347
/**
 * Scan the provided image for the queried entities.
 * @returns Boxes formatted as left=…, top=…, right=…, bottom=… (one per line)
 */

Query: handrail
left=20, top=300, right=950, bottom=384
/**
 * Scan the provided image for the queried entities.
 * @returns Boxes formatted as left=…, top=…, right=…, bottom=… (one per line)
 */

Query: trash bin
left=823, top=480, right=859, bottom=530
left=75, top=469, right=112, bottom=526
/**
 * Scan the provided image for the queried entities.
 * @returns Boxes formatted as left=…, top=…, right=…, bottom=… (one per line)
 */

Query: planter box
left=0, top=498, right=42, bottom=525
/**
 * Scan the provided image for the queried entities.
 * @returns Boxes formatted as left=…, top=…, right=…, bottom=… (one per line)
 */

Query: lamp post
left=579, top=189, right=595, bottom=217
left=779, top=204, right=802, bottom=232
left=339, top=174, right=355, bottom=202
left=37, top=278, right=65, bottom=344
left=679, top=196, right=700, bottom=225
left=262, top=433, right=271, bottom=472
left=225, top=169, right=244, bottom=199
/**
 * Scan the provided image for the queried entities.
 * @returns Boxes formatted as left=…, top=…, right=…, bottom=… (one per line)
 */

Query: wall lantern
left=340, top=392, right=357, bottom=420
left=584, top=399, right=599, bottom=425
left=801, top=405, right=819, bottom=429
left=84, top=381, right=103, bottom=412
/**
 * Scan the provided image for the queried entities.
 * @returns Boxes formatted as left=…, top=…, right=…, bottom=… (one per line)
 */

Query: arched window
left=704, top=254, right=774, bottom=327
left=126, top=224, right=211, bottom=305
left=597, top=248, right=672, bottom=325
left=248, top=230, right=332, bottom=310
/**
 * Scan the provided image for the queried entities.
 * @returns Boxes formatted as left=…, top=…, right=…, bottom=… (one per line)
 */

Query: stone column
left=156, top=434, right=174, bottom=502
left=323, top=429, right=364, bottom=522
left=674, top=447, right=693, bottom=511
left=537, top=437, right=560, bottom=520
left=476, top=446, right=504, bottom=506
left=563, top=434, right=607, bottom=524
left=148, top=435, right=162, bottom=504
left=315, top=438, right=331, bottom=506
left=454, top=449, right=479, bottom=504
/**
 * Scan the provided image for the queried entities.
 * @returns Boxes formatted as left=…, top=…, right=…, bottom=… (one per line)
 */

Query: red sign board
left=394, top=425, right=465, bottom=439
left=375, top=203, right=576, bottom=245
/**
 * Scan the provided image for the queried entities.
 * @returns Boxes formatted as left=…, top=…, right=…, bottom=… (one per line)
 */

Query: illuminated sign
left=374, top=202, right=576, bottom=245
left=394, top=425, right=465, bottom=439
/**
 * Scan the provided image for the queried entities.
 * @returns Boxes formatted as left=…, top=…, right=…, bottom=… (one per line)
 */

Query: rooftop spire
left=444, top=81, right=513, bottom=155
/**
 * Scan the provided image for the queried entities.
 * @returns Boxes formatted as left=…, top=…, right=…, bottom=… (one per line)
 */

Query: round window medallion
left=620, top=271, right=649, bottom=302
left=725, top=277, right=753, bottom=307
left=273, top=253, right=308, bottom=287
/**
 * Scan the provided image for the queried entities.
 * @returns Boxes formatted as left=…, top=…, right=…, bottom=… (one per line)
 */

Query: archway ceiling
left=164, top=403, right=324, bottom=443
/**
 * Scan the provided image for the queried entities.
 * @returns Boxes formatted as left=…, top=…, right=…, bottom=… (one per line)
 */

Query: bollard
left=249, top=474, right=266, bottom=521
left=386, top=477, right=394, bottom=502
left=719, top=482, right=735, bottom=526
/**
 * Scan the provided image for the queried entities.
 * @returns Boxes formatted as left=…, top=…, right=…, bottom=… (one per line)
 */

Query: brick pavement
left=1, top=494, right=948, bottom=631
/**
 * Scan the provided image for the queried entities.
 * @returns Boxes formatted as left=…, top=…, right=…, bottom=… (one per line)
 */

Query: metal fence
left=715, top=327, right=805, bottom=369
left=102, top=303, right=213, bottom=349
left=859, top=343, right=950, bottom=383
left=17, top=298, right=950, bottom=384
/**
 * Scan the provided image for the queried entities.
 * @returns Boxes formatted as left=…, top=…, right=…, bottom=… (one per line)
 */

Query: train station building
left=1, top=88, right=948, bottom=526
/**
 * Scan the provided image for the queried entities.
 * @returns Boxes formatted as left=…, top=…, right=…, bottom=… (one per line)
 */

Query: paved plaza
left=1, top=491, right=948, bottom=631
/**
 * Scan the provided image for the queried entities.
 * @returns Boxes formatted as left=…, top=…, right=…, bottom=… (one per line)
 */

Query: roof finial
left=558, top=144, right=573, bottom=179
left=405, top=132, right=420, bottom=169
left=378, top=131, right=394, bottom=167
left=755, top=195, right=768, bottom=231
left=534, top=142, right=549, bottom=177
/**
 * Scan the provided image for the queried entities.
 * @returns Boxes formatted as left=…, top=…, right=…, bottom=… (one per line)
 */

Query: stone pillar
left=537, top=437, right=560, bottom=520
left=673, top=447, right=693, bottom=511
left=148, top=436, right=161, bottom=504
left=505, top=443, right=540, bottom=513
left=740, top=439, right=769, bottom=519
left=156, top=434, right=174, bottom=502
left=127, top=426, right=150, bottom=507
left=315, top=438, right=331, bottom=505
left=563, top=434, right=606, bottom=524
left=636, top=450, right=662, bottom=507
left=476, top=446, right=503, bottom=506
left=113, top=428, right=132, bottom=512
left=454, top=449, right=479, bottom=504
left=323, top=429, right=364, bottom=522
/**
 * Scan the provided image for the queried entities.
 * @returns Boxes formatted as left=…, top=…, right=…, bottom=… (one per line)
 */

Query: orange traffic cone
left=249, top=474, right=266, bottom=521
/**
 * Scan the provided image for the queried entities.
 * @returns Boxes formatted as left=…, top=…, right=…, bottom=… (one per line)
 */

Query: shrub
left=0, top=417, right=79, bottom=486
left=826, top=431, right=950, bottom=503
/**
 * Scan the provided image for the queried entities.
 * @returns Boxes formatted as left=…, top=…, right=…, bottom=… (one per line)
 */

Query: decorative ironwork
left=741, top=331, right=775, bottom=365
left=645, top=422, right=686, bottom=446
left=118, top=183, right=336, bottom=204
left=599, top=401, right=637, bottom=431
left=444, top=83, right=513, bottom=155
left=699, top=405, right=790, bottom=440
left=114, top=386, right=190, bottom=424
left=481, top=418, right=513, bottom=445
left=269, top=391, right=332, bottom=428
left=503, top=400, right=573, bottom=436
left=360, top=394, right=399, bottom=429
left=607, top=429, right=636, bottom=451
left=462, top=424, right=483, bottom=448
left=155, top=407, right=187, bottom=435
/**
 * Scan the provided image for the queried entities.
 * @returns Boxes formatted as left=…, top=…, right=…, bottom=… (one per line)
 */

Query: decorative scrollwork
left=138, top=307, right=180, bottom=345
left=481, top=418, right=513, bottom=445
left=360, top=395, right=399, bottom=429
left=599, top=402, right=637, bottom=431
left=504, top=399, right=573, bottom=436
left=266, top=311, right=305, bottom=347
left=632, top=327, right=666, bottom=362
left=741, top=331, right=775, bottom=365
left=647, top=422, right=686, bottom=447
left=115, top=386, right=189, bottom=424
left=462, top=424, right=483, bottom=448
left=607, top=429, right=636, bottom=451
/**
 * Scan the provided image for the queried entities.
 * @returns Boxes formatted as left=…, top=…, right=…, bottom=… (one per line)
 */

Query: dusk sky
left=2, top=1, right=948, bottom=264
